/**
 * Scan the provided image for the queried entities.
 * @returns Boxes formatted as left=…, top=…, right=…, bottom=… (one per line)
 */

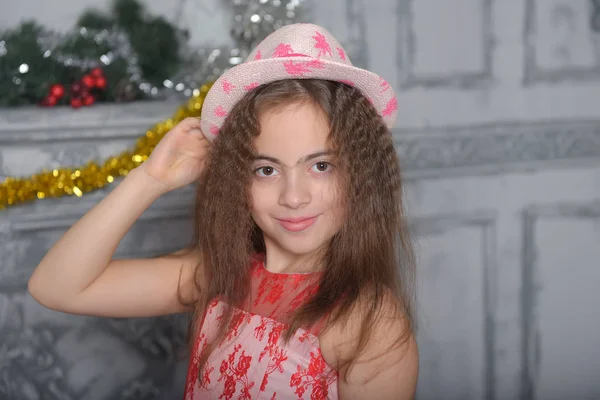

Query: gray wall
left=1, top=1, right=600, bottom=399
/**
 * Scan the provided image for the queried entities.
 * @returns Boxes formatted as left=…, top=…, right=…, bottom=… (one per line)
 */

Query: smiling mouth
left=276, top=216, right=319, bottom=232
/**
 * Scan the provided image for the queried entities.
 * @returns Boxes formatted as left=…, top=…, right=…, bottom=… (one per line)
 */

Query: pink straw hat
left=200, top=23, right=398, bottom=141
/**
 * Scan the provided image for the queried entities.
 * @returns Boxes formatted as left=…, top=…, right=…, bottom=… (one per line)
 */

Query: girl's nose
left=279, top=174, right=311, bottom=209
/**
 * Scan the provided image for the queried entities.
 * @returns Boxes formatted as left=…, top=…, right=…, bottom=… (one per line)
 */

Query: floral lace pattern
left=184, top=259, right=338, bottom=399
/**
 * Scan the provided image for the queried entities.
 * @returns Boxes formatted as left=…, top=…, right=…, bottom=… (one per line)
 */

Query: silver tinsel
left=36, top=26, right=142, bottom=81
left=2, top=0, right=308, bottom=102
left=165, top=0, right=307, bottom=99
left=224, top=0, right=307, bottom=52
left=35, top=27, right=171, bottom=99
left=0, top=24, right=152, bottom=104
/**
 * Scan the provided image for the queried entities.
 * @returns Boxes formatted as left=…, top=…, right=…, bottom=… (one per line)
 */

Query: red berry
left=71, top=83, right=82, bottom=94
left=95, top=76, right=107, bottom=89
left=49, top=84, right=65, bottom=99
left=40, top=96, right=57, bottom=107
left=81, top=75, right=95, bottom=88
left=83, top=94, right=95, bottom=106
left=71, top=98, right=82, bottom=109
left=90, top=67, right=104, bottom=78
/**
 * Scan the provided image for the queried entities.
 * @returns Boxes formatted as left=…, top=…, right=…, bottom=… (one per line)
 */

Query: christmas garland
left=0, top=82, right=212, bottom=210
left=0, top=0, right=183, bottom=107
left=0, top=0, right=307, bottom=210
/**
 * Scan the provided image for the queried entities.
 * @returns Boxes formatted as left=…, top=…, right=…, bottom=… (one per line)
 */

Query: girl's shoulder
left=318, top=290, right=418, bottom=396
left=318, top=290, right=404, bottom=357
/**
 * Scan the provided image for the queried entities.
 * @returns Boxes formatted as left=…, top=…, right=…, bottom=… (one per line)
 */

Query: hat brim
left=200, top=56, right=398, bottom=141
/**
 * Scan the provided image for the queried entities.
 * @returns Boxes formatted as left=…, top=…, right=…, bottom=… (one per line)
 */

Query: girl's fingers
left=189, top=129, right=209, bottom=143
left=188, top=127, right=204, bottom=135
left=181, top=117, right=202, bottom=131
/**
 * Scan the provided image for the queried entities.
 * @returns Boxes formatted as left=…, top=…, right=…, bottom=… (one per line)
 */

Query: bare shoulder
left=319, top=290, right=419, bottom=400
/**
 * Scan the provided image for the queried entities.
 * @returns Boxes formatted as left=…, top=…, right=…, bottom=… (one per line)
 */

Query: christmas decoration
left=169, top=0, right=307, bottom=98
left=50, top=84, right=65, bottom=99
left=0, top=82, right=212, bottom=210
left=0, top=0, right=183, bottom=107
left=39, top=67, right=108, bottom=108
left=224, top=0, right=307, bottom=50
left=0, top=0, right=308, bottom=210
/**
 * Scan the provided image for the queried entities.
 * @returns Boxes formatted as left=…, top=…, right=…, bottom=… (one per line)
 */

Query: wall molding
left=396, top=0, right=494, bottom=89
left=523, top=0, right=600, bottom=85
left=520, top=199, right=600, bottom=400
left=396, top=119, right=600, bottom=179
left=0, top=188, right=195, bottom=289
left=411, top=210, right=498, bottom=400
left=0, top=101, right=181, bottom=145
left=1, top=102, right=600, bottom=181
left=345, top=0, right=369, bottom=69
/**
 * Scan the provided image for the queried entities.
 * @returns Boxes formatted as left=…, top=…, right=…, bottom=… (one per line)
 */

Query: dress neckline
left=253, top=255, right=322, bottom=277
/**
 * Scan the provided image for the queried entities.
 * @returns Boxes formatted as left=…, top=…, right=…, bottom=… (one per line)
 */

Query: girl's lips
left=277, top=216, right=318, bottom=232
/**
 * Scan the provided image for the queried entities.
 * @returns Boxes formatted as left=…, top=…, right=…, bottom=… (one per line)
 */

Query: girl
left=29, top=23, right=418, bottom=399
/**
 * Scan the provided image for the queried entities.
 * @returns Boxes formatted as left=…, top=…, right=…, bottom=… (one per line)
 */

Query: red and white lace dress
left=183, top=257, right=339, bottom=400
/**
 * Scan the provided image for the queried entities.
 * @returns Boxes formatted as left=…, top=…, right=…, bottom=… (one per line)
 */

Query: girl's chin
left=263, top=237, right=327, bottom=258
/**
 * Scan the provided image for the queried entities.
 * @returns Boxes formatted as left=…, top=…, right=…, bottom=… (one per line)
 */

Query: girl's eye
left=311, top=162, right=331, bottom=173
left=255, top=166, right=279, bottom=177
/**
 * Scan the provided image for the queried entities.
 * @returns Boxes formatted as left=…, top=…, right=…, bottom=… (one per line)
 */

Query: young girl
left=28, top=23, right=418, bottom=399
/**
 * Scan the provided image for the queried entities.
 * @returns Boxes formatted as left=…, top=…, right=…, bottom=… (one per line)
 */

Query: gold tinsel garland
left=0, top=82, right=213, bottom=210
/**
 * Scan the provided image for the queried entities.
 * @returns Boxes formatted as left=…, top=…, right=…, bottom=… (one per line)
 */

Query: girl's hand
left=139, top=117, right=210, bottom=192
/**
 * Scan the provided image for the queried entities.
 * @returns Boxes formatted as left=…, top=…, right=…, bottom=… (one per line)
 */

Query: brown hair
left=184, top=79, right=416, bottom=381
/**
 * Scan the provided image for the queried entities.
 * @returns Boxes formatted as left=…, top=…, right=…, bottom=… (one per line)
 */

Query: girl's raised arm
left=28, top=117, right=210, bottom=318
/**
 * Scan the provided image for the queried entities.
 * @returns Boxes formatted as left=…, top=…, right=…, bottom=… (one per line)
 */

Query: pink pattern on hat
left=272, top=43, right=295, bottom=57
left=199, top=23, right=399, bottom=141
left=244, top=82, right=259, bottom=91
left=214, top=105, right=228, bottom=117
left=382, top=97, right=397, bottom=117
left=222, top=79, right=235, bottom=94
left=313, top=31, right=332, bottom=57
left=380, top=79, right=391, bottom=93
left=283, top=59, right=325, bottom=76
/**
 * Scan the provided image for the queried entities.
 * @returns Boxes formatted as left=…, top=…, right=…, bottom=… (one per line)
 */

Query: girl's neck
left=261, top=248, right=324, bottom=275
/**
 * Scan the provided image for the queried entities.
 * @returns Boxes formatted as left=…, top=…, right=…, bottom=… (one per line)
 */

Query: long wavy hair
left=183, top=78, right=416, bottom=381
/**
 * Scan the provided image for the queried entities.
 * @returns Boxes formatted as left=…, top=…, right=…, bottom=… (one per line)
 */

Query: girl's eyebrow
left=253, top=150, right=332, bottom=167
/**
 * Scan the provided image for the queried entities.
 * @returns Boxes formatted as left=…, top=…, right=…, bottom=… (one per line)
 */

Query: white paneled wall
left=1, top=1, right=599, bottom=399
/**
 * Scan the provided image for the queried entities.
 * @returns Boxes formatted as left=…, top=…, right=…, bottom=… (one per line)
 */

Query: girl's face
left=250, top=102, right=345, bottom=263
